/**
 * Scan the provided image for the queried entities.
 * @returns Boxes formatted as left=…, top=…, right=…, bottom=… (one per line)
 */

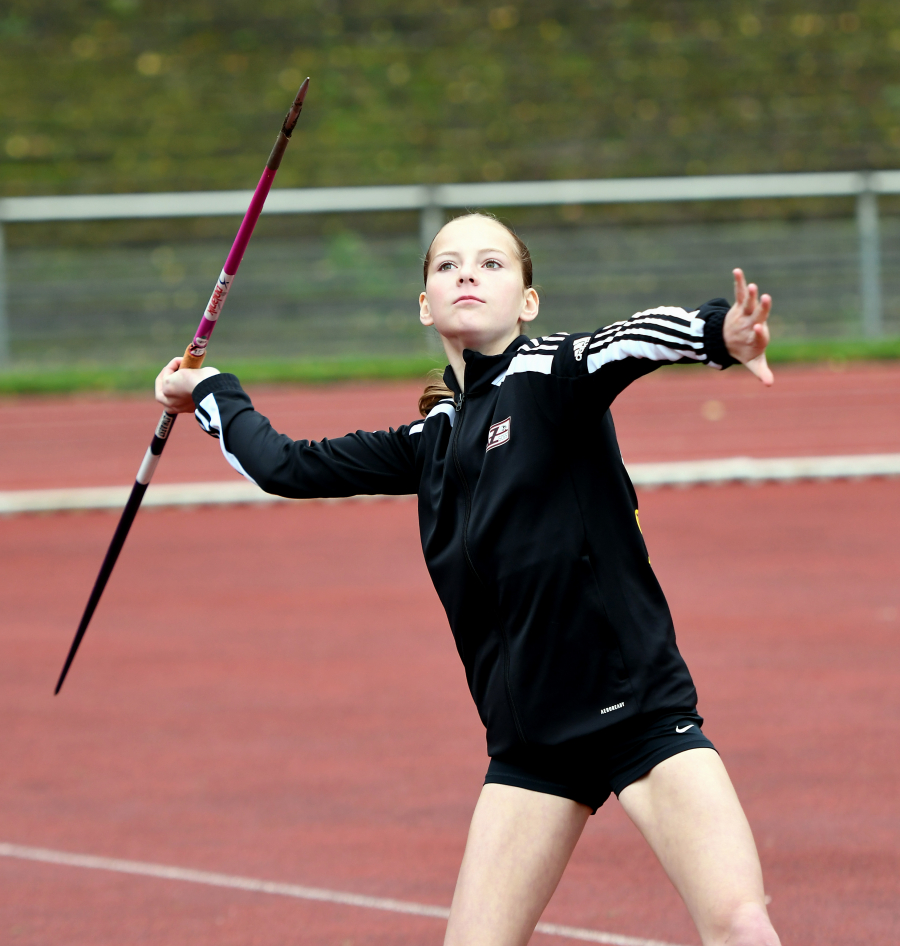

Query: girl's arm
left=155, top=363, right=419, bottom=498
left=555, top=268, right=772, bottom=407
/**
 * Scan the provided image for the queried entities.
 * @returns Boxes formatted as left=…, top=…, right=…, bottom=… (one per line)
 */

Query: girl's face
left=419, top=216, right=538, bottom=355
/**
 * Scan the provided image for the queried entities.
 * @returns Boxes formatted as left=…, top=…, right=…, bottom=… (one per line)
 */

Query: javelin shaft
left=54, top=410, right=176, bottom=694
left=182, top=76, right=310, bottom=368
left=55, top=79, right=310, bottom=694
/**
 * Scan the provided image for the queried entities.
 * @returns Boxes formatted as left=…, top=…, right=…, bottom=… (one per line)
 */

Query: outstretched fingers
left=732, top=268, right=747, bottom=308
left=744, top=282, right=759, bottom=316
left=746, top=351, right=774, bottom=386
left=753, top=292, right=772, bottom=325
left=724, top=270, right=775, bottom=386
left=744, top=292, right=773, bottom=384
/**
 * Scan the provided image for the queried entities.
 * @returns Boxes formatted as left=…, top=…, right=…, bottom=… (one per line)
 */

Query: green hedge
left=0, top=354, right=444, bottom=395
left=3, top=3, right=900, bottom=199
left=2, top=340, right=898, bottom=395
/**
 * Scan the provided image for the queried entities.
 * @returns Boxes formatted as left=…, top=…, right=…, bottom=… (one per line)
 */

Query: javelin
left=54, top=78, right=310, bottom=694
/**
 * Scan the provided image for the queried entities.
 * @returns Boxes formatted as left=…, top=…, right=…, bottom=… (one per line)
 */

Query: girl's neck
left=441, top=326, right=524, bottom=390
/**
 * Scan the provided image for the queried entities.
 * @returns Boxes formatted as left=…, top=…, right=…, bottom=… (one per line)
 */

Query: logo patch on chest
left=486, top=416, right=511, bottom=452
left=573, top=337, right=589, bottom=362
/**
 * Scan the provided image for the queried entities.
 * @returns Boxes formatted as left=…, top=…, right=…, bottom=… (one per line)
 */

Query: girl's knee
left=708, top=901, right=780, bottom=946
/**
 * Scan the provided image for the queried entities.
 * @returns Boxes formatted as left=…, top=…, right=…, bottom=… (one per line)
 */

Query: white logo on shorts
left=675, top=724, right=695, bottom=733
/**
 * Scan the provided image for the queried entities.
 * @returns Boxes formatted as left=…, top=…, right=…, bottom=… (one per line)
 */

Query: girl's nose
left=457, top=273, right=476, bottom=284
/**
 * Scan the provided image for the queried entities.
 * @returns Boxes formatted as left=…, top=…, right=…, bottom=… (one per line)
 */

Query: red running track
left=1, top=365, right=899, bottom=945
left=2, top=361, right=899, bottom=491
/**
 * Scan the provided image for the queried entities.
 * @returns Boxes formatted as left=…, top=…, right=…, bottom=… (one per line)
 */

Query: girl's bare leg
left=618, top=748, right=781, bottom=946
left=444, top=783, right=590, bottom=946
left=446, top=750, right=780, bottom=946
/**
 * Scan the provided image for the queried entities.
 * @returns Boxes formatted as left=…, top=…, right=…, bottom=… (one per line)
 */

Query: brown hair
left=418, top=212, right=533, bottom=417
left=418, top=368, right=454, bottom=417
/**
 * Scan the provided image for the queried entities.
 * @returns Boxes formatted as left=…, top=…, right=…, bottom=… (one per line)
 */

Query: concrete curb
left=3, top=454, right=899, bottom=514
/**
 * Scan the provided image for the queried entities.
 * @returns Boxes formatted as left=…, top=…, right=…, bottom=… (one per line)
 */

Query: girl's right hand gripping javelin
left=723, top=268, right=774, bottom=386
left=155, top=357, right=220, bottom=414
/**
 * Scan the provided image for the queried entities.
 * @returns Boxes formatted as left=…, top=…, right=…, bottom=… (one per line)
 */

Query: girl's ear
left=419, top=290, right=434, bottom=326
left=519, top=287, right=539, bottom=324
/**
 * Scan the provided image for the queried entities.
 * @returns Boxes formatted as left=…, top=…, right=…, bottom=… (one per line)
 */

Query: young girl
left=156, top=212, right=779, bottom=946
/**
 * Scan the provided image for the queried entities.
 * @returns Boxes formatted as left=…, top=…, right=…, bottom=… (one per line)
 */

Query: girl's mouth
left=454, top=295, right=485, bottom=303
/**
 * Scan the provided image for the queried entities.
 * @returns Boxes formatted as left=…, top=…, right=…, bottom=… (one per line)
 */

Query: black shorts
left=484, top=709, right=715, bottom=814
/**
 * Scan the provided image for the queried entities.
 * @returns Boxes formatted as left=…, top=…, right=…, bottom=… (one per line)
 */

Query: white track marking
left=0, top=483, right=405, bottom=513
left=627, top=453, right=900, bottom=488
left=1, top=452, right=898, bottom=514
left=0, top=842, right=689, bottom=946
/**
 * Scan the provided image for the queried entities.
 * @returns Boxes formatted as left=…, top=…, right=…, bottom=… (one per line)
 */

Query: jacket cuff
left=192, top=372, right=244, bottom=406
left=697, top=298, right=739, bottom=369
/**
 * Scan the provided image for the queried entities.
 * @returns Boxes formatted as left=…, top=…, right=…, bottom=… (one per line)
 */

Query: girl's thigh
left=618, top=748, right=779, bottom=946
left=444, top=783, right=590, bottom=946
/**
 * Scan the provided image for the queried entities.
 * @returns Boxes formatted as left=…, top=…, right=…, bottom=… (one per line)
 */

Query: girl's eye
left=483, top=259, right=501, bottom=269
left=437, top=261, right=455, bottom=271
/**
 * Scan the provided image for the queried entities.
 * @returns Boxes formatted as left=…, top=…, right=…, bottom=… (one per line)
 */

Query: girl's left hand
left=723, top=268, right=774, bottom=386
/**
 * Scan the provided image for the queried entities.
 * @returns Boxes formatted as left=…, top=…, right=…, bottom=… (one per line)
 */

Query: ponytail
left=418, top=368, right=454, bottom=417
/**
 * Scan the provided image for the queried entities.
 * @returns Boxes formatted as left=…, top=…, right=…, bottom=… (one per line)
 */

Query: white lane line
left=0, top=842, right=689, bottom=946
left=2, top=452, right=898, bottom=514
left=0, top=483, right=403, bottom=514
left=628, top=452, right=900, bottom=488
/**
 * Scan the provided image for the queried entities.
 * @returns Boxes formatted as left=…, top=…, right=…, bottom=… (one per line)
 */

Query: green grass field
left=2, top=339, right=899, bottom=396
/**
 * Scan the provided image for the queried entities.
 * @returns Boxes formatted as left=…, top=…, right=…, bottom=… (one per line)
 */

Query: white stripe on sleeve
left=196, top=392, right=259, bottom=485
left=586, top=309, right=707, bottom=373
left=423, top=401, right=456, bottom=425
left=492, top=352, right=555, bottom=386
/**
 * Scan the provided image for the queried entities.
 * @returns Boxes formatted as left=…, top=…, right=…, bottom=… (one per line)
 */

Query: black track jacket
left=192, top=300, right=736, bottom=756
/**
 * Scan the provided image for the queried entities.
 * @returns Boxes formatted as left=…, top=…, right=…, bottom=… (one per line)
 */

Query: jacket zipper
left=451, top=393, right=479, bottom=578
left=451, top=389, right=527, bottom=744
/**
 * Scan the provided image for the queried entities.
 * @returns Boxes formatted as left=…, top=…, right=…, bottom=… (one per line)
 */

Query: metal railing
left=1, top=169, right=898, bottom=366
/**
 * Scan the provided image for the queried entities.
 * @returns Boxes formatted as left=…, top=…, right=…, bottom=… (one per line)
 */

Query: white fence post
left=419, top=190, right=445, bottom=353
left=419, top=194, right=444, bottom=253
left=856, top=174, right=884, bottom=338
left=0, top=223, right=10, bottom=367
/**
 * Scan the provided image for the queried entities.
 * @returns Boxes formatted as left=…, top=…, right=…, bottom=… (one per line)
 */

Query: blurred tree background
left=2, top=0, right=900, bottom=371
left=2, top=0, right=900, bottom=197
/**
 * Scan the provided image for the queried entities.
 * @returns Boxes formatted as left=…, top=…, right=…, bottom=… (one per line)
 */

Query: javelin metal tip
left=281, top=78, right=310, bottom=138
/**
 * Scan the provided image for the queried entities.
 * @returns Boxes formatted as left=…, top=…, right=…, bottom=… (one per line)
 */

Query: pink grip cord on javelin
left=187, top=166, right=277, bottom=358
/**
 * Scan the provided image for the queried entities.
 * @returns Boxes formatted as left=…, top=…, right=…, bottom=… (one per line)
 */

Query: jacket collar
left=442, top=335, right=530, bottom=401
